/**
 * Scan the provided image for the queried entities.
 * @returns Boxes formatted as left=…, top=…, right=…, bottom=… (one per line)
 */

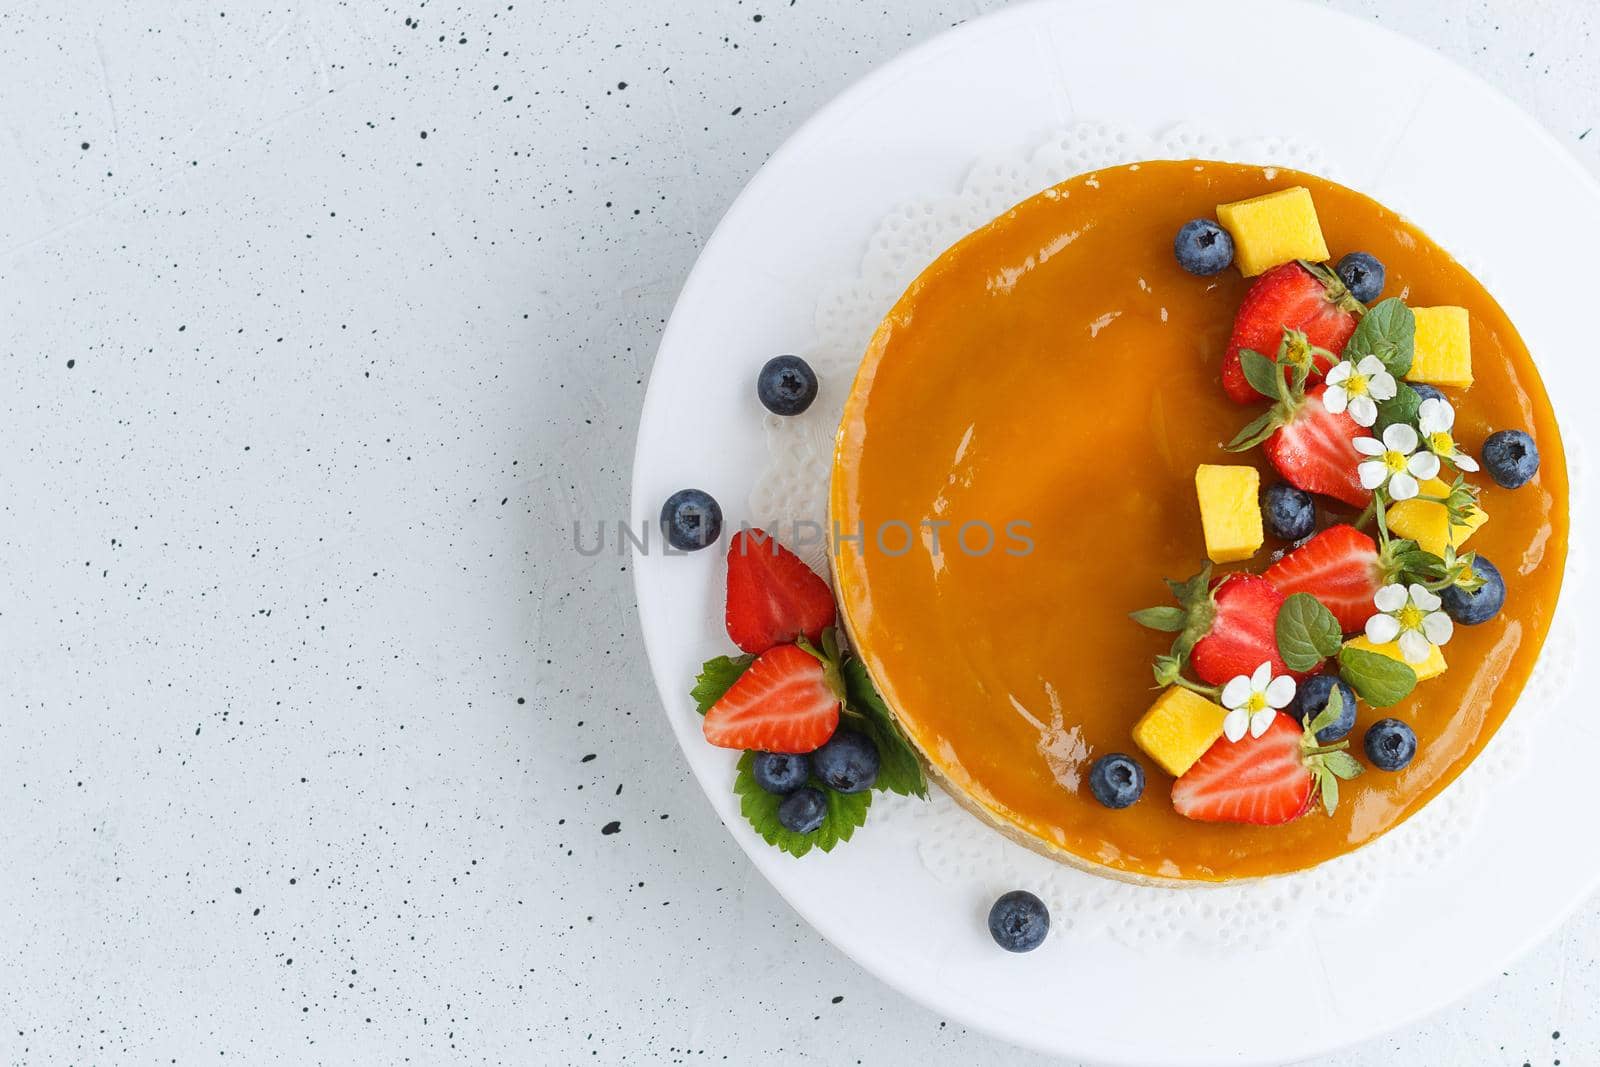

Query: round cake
left=829, top=160, right=1568, bottom=883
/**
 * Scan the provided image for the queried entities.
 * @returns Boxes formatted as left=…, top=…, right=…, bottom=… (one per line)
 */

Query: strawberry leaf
left=1130, top=606, right=1186, bottom=632
left=1322, top=750, right=1365, bottom=779
left=733, top=751, right=871, bottom=857
left=1276, top=593, right=1343, bottom=672
left=1239, top=348, right=1281, bottom=401
left=691, top=654, right=755, bottom=714
left=1337, top=646, right=1418, bottom=707
left=1225, top=410, right=1281, bottom=453
left=1343, top=298, right=1415, bottom=377
left=841, top=657, right=927, bottom=799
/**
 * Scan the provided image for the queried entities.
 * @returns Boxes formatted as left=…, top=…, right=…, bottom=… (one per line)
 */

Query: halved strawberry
left=1133, top=567, right=1303, bottom=687
left=1190, top=572, right=1295, bottom=686
left=1221, top=261, right=1364, bottom=405
left=1262, top=385, right=1368, bottom=508
left=1172, top=707, right=1363, bottom=825
left=702, top=642, right=842, bottom=753
left=725, top=528, right=837, bottom=655
left=1264, top=524, right=1383, bottom=633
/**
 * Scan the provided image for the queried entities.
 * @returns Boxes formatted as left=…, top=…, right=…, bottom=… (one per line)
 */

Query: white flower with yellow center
left=1364, top=582, right=1454, bottom=664
left=1221, top=661, right=1297, bottom=742
left=1417, top=396, right=1480, bottom=473
left=1322, top=355, right=1398, bottom=428
left=1354, top=422, right=1439, bottom=501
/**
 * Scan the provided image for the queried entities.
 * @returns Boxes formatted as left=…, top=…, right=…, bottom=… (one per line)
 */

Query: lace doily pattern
left=749, top=122, right=1581, bottom=951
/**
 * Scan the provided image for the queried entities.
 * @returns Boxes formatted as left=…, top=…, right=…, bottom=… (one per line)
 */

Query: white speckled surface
left=0, top=1, right=1594, bottom=1063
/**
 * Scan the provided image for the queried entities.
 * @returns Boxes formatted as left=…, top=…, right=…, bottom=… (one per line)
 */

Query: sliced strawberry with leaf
left=1172, top=697, right=1363, bottom=825
left=702, top=639, right=843, bottom=753
left=725, top=527, right=837, bottom=654
left=1221, top=261, right=1364, bottom=405
left=1264, top=525, right=1384, bottom=633
left=1132, top=566, right=1303, bottom=686
left=1226, top=341, right=1368, bottom=508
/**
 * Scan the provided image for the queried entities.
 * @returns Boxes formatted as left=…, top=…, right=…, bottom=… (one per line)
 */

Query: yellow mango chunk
left=1133, top=687, right=1230, bottom=778
left=1195, top=464, right=1262, bottom=564
left=1386, top=476, right=1488, bottom=556
left=1407, top=306, right=1473, bottom=387
left=1344, top=635, right=1447, bottom=682
left=1215, top=187, right=1330, bottom=276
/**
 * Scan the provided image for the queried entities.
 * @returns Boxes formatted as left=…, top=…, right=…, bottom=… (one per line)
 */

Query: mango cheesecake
left=828, top=161, right=1567, bottom=884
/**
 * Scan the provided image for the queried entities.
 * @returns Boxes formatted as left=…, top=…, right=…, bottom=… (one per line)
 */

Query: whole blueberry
left=757, top=354, right=819, bottom=416
left=1173, top=218, right=1235, bottom=276
left=777, top=786, right=827, bottom=834
left=1087, top=753, right=1145, bottom=809
left=659, top=488, right=722, bottom=551
left=1440, top=554, right=1506, bottom=626
left=751, top=751, right=811, bottom=795
left=1335, top=251, right=1386, bottom=303
left=1262, top=482, right=1317, bottom=542
left=1410, top=383, right=1447, bottom=406
left=812, top=729, right=879, bottom=794
left=1291, top=674, right=1358, bottom=742
left=1482, top=429, right=1540, bottom=489
left=1364, top=718, right=1418, bottom=772
left=987, top=890, right=1050, bottom=953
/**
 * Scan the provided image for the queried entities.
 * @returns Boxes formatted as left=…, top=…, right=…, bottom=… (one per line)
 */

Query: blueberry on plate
left=1173, top=219, right=1234, bottom=276
left=1335, top=251, right=1385, bottom=303
left=812, top=729, right=879, bottom=794
left=757, top=354, right=819, bottom=416
left=987, top=890, right=1050, bottom=953
left=1409, top=383, right=1447, bottom=406
left=751, top=751, right=811, bottom=795
left=1290, top=674, right=1357, bottom=743
left=1440, top=554, right=1505, bottom=625
left=1262, top=482, right=1316, bottom=542
left=1482, top=428, right=1540, bottom=489
left=1364, top=718, right=1417, bottom=772
left=777, top=786, right=827, bottom=834
left=659, top=488, right=722, bottom=551
left=1087, top=753, right=1145, bottom=809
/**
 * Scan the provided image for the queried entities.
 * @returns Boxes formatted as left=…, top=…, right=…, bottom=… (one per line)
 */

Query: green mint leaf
left=1375, top=381, right=1422, bottom=433
left=1276, top=593, right=1343, bottom=672
left=1337, top=646, right=1418, bottom=708
left=1225, top=410, right=1281, bottom=452
left=733, top=751, right=871, bottom=857
left=842, top=657, right=927, bottom=798
left=1130, top=606, right=1187, bottom=632
left=1343, top=297, right=1415, bottom=377
left=1239, top=348, right=1281, bottom=401
left=691, top=654, right=755, bottom=715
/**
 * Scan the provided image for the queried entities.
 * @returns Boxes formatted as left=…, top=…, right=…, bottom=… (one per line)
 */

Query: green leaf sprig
left=689, top=627, right=927, bottom=857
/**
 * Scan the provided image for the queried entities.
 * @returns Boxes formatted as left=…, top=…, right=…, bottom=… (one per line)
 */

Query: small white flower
left=1417, top=396, right=1480, bottom=473
left=1323, top=355, right=1398, bottom=428
left=1364, top=582, right=1454, bottom=664
left=1355, top=422, right=1440, bottom=501
left=1221, top=661, right=1298, bottom=742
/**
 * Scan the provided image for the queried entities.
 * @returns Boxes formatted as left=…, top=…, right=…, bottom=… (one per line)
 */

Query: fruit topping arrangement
left=663, top=354, right=929, bottom=858
left=1124, top=184, right=1545, bottom=826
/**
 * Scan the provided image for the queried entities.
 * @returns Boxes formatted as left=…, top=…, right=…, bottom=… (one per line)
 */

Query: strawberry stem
left=1169, top=675, right=1222, bottom=700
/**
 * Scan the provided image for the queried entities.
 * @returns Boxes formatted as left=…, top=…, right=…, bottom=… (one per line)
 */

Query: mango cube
left=1195, top=464, right=1262, bottom=564
left=1344, top=635, right=1447, bottom=682
left=1386, top=477, right=1488, bottom=557
left=1407, top=306, right=1473, bottom=387
left=1215, top=187, right=1330, bottom=276
left=1133, top=687, right=1231, bottom=778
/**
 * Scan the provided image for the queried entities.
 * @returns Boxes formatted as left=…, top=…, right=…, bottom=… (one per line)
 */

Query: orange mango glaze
left=830, top=161, right=1567, bottom=882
